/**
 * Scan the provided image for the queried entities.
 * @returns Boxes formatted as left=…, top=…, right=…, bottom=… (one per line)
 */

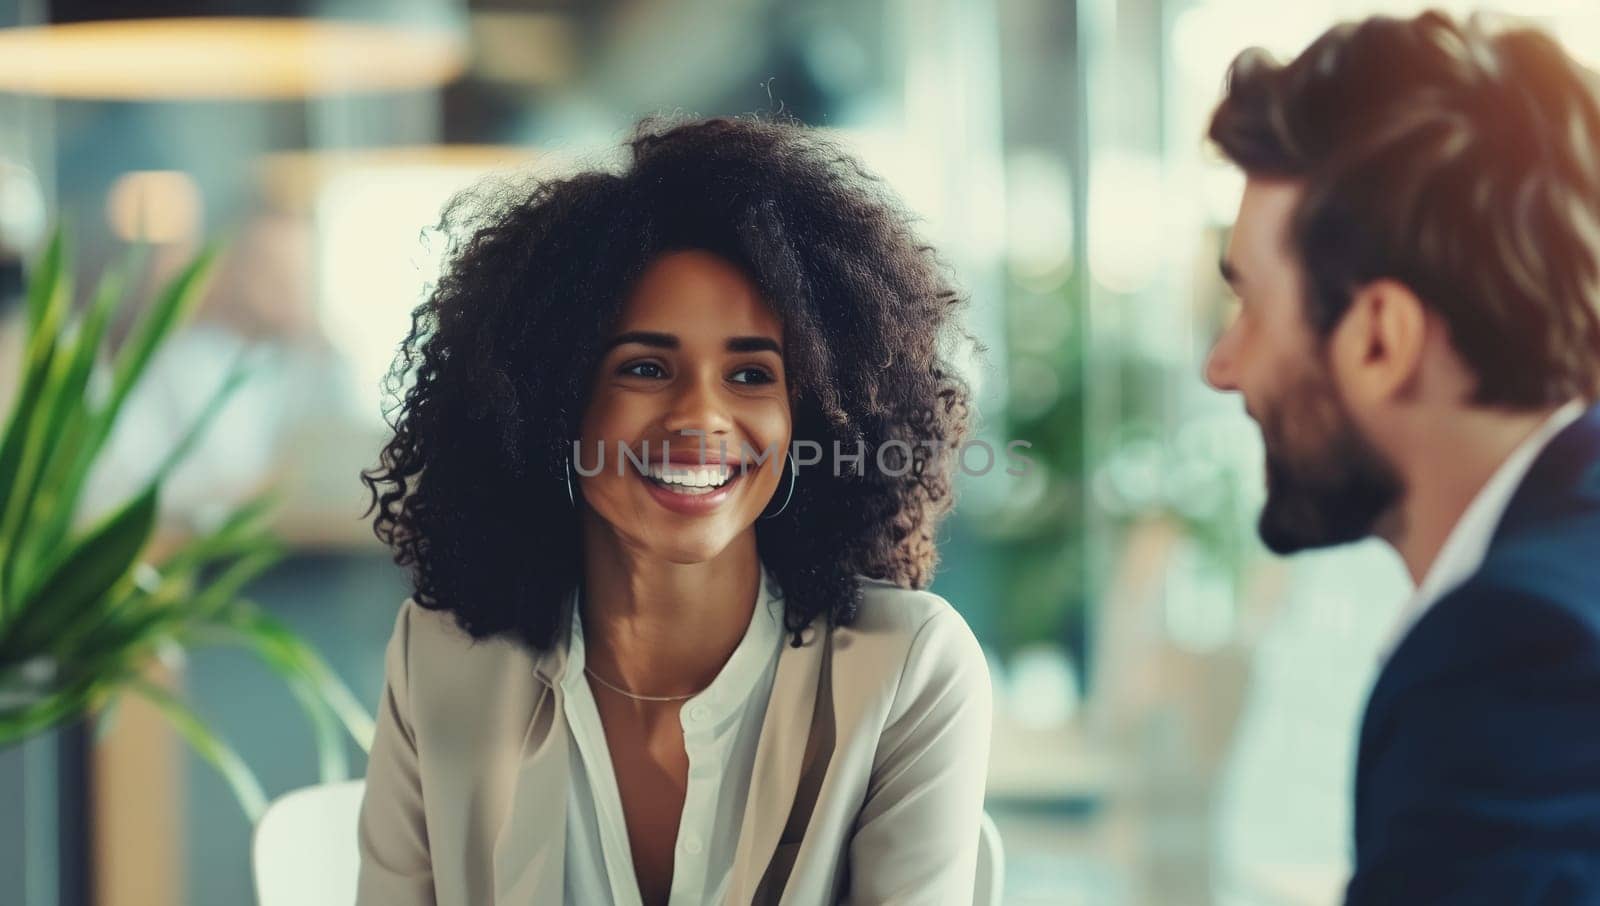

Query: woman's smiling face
left=575, top=249, right=793, bottom=563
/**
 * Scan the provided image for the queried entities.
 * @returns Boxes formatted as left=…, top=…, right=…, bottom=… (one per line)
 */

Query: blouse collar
left=546, top=560, right=783, bottom=719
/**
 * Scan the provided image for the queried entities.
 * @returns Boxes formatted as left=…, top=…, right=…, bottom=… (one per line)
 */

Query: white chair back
left=975, top=809, right=1006, bottom=906
left=253, top=780, right=1005, bottom=906
left=252, top=779, right=366, bottom=906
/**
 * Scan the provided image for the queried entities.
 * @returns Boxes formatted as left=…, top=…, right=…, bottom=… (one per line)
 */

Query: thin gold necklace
left=583, top=664, right=704, bottom=702
left=577, top=587, right=707, bottom=702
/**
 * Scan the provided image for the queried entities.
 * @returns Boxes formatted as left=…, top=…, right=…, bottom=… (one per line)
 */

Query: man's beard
left=1255, top=364, right=1403, bottom=555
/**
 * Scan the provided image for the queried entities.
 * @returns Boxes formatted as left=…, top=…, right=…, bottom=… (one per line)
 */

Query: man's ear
left=1329, top=278, right=1427, bottom=405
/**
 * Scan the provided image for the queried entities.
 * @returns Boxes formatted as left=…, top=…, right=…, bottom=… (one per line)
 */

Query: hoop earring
left=760, top=456, right=797, bottom=520
left=565, top=453, right=576, bottom=507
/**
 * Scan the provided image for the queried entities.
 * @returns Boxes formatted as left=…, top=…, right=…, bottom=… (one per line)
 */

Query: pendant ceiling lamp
left=0, top=4, right=467, bottom=100
left=255, top=144, right=571, bottom=214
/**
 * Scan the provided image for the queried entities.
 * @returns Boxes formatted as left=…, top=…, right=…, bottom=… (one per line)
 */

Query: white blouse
left=558, top=566, right=784, bottom=905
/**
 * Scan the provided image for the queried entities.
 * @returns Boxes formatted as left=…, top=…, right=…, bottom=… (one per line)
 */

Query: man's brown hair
left=1208, top=11, right=1600, bottom=407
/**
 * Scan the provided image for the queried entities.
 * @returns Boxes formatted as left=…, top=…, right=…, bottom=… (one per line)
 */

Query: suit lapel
left=1369, top=402, right=1600, bottom=712
left=1489, top=401, right=1600, bottom=544
left=723, top=617, right=828, bottom=905
left=491, top=594, right=576, bottom=905
left=1361, top=402, right=1600, bottom=768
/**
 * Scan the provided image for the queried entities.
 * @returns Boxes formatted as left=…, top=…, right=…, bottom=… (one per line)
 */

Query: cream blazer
left=354, top=575, right=994, bottom=906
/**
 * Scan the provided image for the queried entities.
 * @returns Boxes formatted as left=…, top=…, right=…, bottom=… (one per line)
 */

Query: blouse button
left=682, top=834, right=704, bottom=855
left=688, top=704, right=710, bottom=723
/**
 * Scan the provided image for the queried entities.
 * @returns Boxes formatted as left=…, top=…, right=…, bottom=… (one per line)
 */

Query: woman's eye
left=731, top=367, right=775, bottom=385
left=621, top=362, right=665, bottom=379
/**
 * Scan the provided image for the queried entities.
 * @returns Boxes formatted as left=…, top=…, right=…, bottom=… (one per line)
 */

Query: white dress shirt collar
left=558, top=561, right=783, bottom=715
left=1380, top=399, right=1586, bottom=661
left=556, top=560, right=785, bottom=906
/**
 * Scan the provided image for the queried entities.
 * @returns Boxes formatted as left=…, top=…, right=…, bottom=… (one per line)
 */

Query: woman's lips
left=635, top=465, right=745, bottom=516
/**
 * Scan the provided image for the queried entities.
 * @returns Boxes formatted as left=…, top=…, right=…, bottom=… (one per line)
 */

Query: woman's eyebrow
left=605, top=330, right=677, bottom=351
left=604, top=331, right=782, bottom=355
left=726, top=336, right=782, bottom=355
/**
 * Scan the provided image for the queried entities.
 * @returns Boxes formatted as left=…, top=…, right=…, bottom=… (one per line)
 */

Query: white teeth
left=660, top=482, right=716, bottom=496
left=645, top=463, right=733, bottom=489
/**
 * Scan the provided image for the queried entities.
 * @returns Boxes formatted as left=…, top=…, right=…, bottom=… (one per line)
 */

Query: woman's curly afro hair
left=362, top=115, right=980, bottom=650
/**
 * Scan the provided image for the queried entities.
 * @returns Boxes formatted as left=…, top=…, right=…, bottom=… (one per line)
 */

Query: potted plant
left=0, top=229, right=372, bottom=820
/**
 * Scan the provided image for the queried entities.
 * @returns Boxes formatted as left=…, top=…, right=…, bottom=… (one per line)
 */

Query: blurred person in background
left=1203, top=11, right=1600, bottom=903
left=354, top=116, right=992, bottom=906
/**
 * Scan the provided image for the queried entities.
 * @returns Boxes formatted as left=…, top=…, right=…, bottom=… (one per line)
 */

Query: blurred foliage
left=981, top=268, right=1251, bottom=660
left=0, top=229, right=372, bottom=820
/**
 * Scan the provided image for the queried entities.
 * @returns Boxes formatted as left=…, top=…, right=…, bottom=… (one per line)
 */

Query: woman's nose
left=662, top=371, right=735, bottom=439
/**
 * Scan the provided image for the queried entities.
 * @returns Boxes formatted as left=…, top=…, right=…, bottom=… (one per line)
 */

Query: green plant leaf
left=0, top=676, right=99, bottom=749
left=55, top=528, right=276, bottom=666
left=10, top=344, right=258, bottom=654
left=186, top=545, right=285, bottom=619
left=148, top=345, right=257, bottom=488
left=0, top=484, right=158, bottom=663
left=19, top=246, right=149, bottom=575
left=279, top=664, right=348, bottom=783
left=155, top=490, right=282, bottom=578
left=0, top=231, right=356, bottom=829
left=45, top=244, right=222, bottom=552
left=224, top=604, right=375, bottom=753
left=106, top=244, right=221, bottom=428
left=128, top=676, right=267, bottom=822
left=12, top=305, right=251, bottom=617
left=0, top=230, right=72, bottom=610
left=23, top=226, right=67, bottom=338
left=0, top=343, right=59, bottom=612
left=192, top=615, right=349, bottom=783
left=58, top=594, right=179, bottom=670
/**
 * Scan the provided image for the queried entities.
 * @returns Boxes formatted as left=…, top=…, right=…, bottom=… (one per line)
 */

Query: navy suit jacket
left=1347, top=403, right=1600, bottom=904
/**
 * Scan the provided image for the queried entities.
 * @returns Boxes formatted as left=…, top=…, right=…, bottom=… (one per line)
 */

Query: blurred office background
left=0, top=1, right=1596, bottom=904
